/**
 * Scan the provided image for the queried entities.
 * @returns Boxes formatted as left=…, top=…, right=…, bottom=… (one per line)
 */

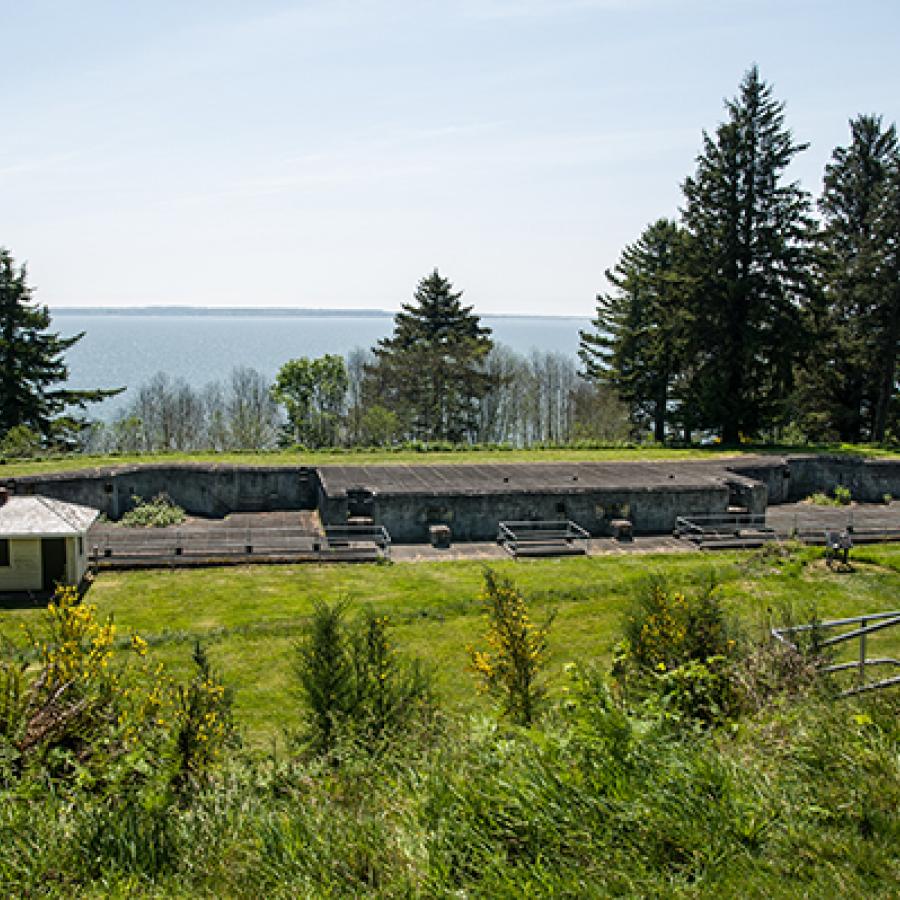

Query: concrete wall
left=727, top=461, right=792, bottom=505
left=322, top=483, right=733, bottom=542
left=785, top=456, right=900, bottom=503
left=0, top=538, right=42, bottom=592
left=8, top=465, right=318, bottom=519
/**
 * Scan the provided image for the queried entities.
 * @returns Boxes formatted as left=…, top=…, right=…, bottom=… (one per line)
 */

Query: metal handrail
left=772, top=611, right=900, bottom=696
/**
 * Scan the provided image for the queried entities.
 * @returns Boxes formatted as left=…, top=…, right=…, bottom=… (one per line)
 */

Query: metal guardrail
left=497, top=520, right=591, bottom=557
left=674, top=513, right=776, bottom=545
left=90, top=523, right=392, bottom=565
left=775, top=509, right=900, bottom=543
left=772, top=610, right=900, bottom=696
left=323, top=524, right=391, bottom=555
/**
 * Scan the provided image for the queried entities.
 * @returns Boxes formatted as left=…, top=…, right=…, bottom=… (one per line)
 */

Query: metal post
left=858, top=617, right=867, bottom=687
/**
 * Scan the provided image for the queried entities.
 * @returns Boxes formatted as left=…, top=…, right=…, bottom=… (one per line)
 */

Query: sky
left=2, top=0, right=899, bottom=316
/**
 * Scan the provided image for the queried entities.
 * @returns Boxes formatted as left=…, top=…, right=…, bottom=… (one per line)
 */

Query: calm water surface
left=54, top=313, right=592, bottom=417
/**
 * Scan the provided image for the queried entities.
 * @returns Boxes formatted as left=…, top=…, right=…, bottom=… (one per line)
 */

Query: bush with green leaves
left=0, top=587, right=232, bottom=792
left=467, top=568, right=555, bottom=726
left=808, top=485, right=852, bottom=506
left=612, top=575, right=743, bottom=723
left=293, top=600, right=434, bottom=755
left=120, top=493, right=186, bottom=528
left=0, top=424, right=41, bottom=458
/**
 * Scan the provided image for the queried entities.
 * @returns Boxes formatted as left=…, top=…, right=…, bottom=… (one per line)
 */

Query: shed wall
left=0, top=538, right=42, bottom=592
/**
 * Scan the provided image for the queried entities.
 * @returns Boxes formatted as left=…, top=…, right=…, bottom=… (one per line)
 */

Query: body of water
left=53, top=311, right=593, bottom=418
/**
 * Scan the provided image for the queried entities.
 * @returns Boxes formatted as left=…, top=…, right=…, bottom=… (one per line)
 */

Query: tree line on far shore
left=1, top=66, right=897, bottom=455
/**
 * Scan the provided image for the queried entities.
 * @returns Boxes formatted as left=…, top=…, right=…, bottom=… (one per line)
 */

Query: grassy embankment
left=4, top=544, right=898, bottom=747
left=2, top=441, right=899, bottom=477
left=2, top=545, right=899, bottom=896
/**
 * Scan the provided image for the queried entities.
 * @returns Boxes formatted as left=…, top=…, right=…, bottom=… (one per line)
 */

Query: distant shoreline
left=50, top=306, right=586, bottom=321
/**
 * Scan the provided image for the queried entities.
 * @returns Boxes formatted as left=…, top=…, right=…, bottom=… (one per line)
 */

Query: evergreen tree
left=681, top=66, right=814, bottom=443
left=0, top=248, right=120, bottom=443
left=871, top=157, right=900, bottom=441
left=366, top=270, right=493, bottom=442
left=579, top=219, right=691, bottom=442
left=812, top=115, right=899, bottom=442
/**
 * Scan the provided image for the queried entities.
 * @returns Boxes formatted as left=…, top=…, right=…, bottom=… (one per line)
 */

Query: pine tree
left=366, top=269, right=493, bottom=442
left=579, top=219, right=691, bottom=442
left=813, top=115, right=899, bottom=442
left=681, top=66, right=814, bottom=443
left=0, top=248, right=120, bottom=443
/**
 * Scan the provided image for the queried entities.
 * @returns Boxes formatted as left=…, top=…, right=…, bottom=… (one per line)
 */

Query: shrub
left=0, top=425, right=40, bottom=458
left=808, top=485, right=852, bottom=507
left=612, top=575, right=742, bottom=724
left=0, top=588, right=231, bottom=790
left=170, top=641, right=236, bottom=792
left=467, top=569, right=555, bottom=726
left=294, top=601, right=434, bottom=756
left=120, top=493, right=186, bottom=528
left=833, top=484, right=852, bottom=505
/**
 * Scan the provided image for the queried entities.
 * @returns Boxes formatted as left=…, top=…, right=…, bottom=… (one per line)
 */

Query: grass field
left=4, top=543, right=898, bottom=747
left=2, top=440, right=899, bottom=477
left=2, top=544, right=899, bottom=896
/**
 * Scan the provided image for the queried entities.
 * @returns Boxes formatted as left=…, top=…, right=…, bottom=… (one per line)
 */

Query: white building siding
left=66, top=535, right=89, bottom=585
left=0, top=538, right=43, bottom=592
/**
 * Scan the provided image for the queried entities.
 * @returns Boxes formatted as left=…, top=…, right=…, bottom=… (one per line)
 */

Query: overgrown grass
left=1, top=547, right=899, bottom=896
left=2, top=440, right=898, bottom=477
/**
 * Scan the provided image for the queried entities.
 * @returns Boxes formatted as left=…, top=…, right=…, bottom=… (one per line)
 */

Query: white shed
left=0, top=491, right=100, bottom=593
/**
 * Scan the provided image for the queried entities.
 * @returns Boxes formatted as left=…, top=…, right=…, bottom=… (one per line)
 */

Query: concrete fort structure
left=5, top=454, right=900, bottom=545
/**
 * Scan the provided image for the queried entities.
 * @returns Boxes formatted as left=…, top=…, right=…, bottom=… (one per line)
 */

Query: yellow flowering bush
left=1, top=587, right=232, bottom=788
left=612, top=576, right=743, bottom=724
left=467, top=569, right=554, bottom=726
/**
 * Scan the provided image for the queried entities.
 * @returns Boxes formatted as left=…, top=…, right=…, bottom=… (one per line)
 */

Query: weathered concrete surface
left=7, top=464, right=317, bottom=518
left=784, top=455, right=900, bottom=503
left=316, top=459, right=776, bottom=542
left=6, top=454, right=900, bottom=545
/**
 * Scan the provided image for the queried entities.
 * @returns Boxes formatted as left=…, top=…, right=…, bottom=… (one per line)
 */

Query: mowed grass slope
left=3, top=545, right=900, bottom=747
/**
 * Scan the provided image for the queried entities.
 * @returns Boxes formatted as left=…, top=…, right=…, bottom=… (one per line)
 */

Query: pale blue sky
left=2, top=0, right=898, bottom=315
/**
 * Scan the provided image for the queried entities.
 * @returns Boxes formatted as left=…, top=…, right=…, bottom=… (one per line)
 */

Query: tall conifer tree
left=813, top=115, right=899, bottom=441
left=366, top=270, right=493, bottom=442
left=579, top=219, right=691, bottom=442
left=681, top=66, right=814, bottom=443
left=0, top=248, right=119, bottom=442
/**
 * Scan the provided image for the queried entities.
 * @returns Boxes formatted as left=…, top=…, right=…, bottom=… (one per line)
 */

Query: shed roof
left=0, top=496, right=100, bottom=538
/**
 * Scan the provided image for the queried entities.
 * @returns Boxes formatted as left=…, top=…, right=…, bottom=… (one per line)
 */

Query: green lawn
left=4, top=545, right=898, bottom=748
left=3, top=441, right=899, bottom=477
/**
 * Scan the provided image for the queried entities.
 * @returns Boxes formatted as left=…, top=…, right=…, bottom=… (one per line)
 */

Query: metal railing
left=90, top=523, right=391, bottom=565
left=497, top=519, right=591, bottom=557
left=776, top=509, right=900, bottom=543
left=674, top=513, right=776, bottom=545
left=772, top=610, right=900, bottom=696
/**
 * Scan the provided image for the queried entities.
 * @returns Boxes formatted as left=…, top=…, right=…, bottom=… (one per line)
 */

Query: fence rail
left=772, top=610, right=900, bottom=696
left=90, top=523, right=391, bottom=566
left=497, top=519, right=591, bottom=558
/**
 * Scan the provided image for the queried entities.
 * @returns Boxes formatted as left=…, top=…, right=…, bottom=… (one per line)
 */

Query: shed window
left=0, top=539, right=9, bottom=567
